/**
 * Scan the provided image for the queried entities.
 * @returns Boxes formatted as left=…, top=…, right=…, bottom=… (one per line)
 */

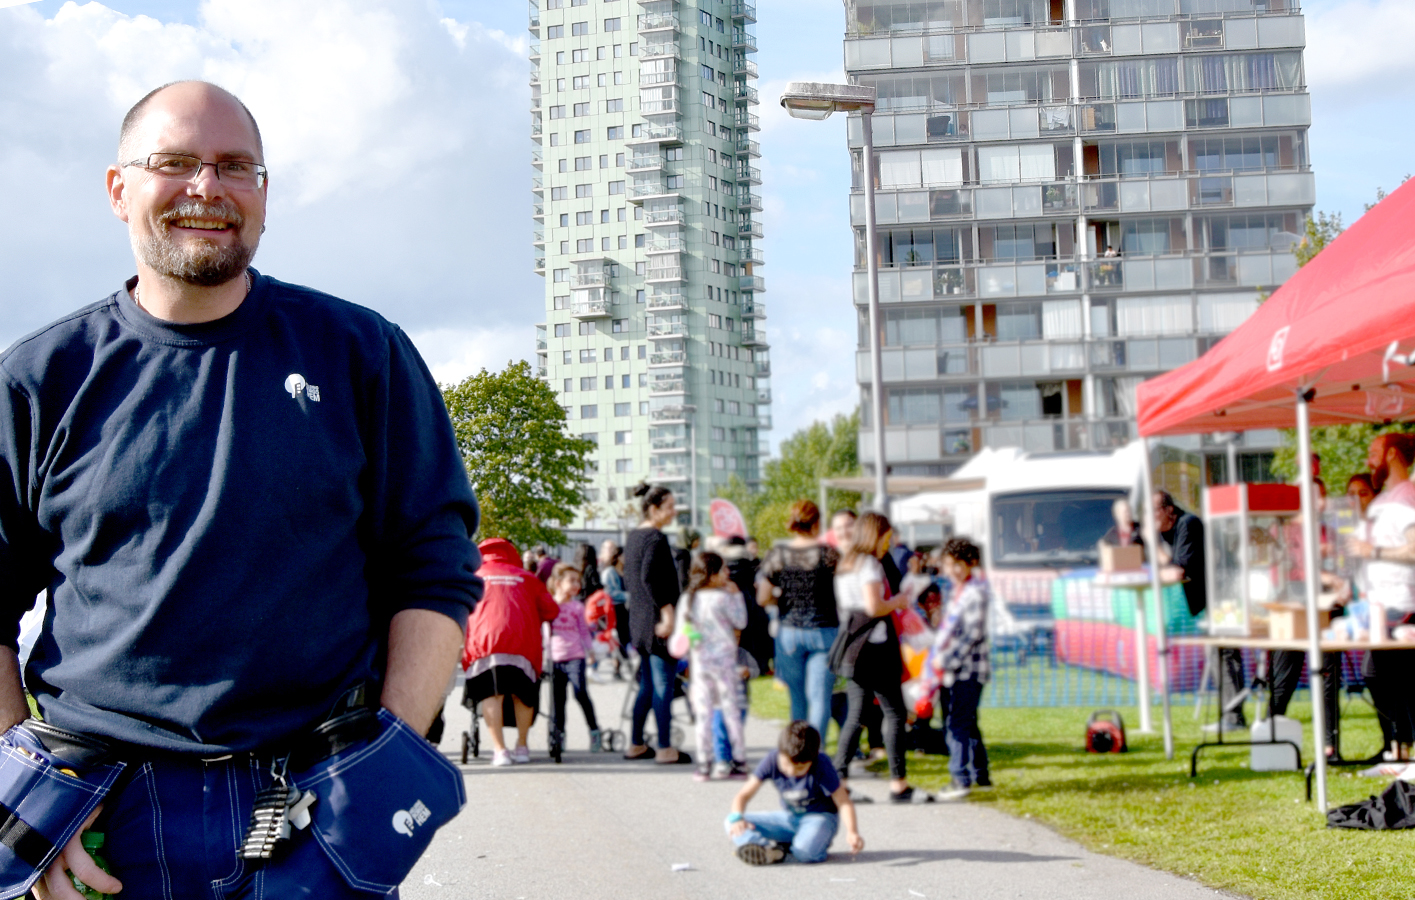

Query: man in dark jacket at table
left=1155, top=490, right=1246, bottom=731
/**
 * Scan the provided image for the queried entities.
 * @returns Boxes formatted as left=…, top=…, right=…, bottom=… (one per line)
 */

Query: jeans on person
left=774, top=625, right=838, bottom=741
left=631, top=652, right=675, bottom=749
left=713, top=673, right=750, bottom=762
left=100, top=754, right=393, bottom=899
left=551, top=657, right=599, bottom=739
left=833, top=672, right=907, bottom=781
left=725, top=810, right=839, bottom=864
left=943, top=677, right=990, bottom=787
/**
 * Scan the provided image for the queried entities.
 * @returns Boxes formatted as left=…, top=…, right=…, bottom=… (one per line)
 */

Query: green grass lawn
left=749, top=677, right=1415, bottom=900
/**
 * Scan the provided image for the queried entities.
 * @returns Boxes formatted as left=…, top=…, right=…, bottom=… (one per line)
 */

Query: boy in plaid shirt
left=929, top=537, right=992, bottom=800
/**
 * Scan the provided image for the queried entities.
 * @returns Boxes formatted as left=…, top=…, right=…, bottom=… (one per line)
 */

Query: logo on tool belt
left=392, top=800, right=432, bottom=837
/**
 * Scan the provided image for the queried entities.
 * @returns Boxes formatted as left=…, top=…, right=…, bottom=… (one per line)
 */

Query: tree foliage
left=718, top=410, right=863, bottom=545
left=442, top=360, right=593, bottom=549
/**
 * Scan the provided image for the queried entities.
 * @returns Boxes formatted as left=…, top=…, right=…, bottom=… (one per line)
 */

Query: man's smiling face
left=109, top=82, right=266, bottom=287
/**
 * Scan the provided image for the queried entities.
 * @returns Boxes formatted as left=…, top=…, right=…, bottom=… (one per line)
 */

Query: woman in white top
left=831, top=512, right=929, bottom=804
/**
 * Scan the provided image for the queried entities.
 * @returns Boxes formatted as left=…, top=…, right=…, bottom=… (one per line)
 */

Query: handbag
left=667, top=593, right=694, bottom=659
left=828, top=611, right=885, bottom=678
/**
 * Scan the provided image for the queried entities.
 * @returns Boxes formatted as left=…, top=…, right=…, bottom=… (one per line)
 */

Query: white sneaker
left=513, top=745, right=531, bottom=764
left=490, top=749, right=513, bottom=767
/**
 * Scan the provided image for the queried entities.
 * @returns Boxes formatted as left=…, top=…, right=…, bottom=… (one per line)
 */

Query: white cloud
left=407, top=325, right=532, bottom=387
left=0, top=0, right=541, bottom=351
left=1306, top=0, right=1415, bottom=101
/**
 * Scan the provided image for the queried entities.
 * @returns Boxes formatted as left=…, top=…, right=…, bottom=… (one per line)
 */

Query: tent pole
left=1139, top=438, right=1174, bottom=758
left=1296, top=394, right=1328, bottom=811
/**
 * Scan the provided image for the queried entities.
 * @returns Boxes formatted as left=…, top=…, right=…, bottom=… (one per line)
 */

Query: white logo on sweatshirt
left=284, top=373, right=321, bottom=402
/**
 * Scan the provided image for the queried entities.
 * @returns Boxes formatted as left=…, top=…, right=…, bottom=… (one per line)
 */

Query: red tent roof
left=1137, top=179, right=1415, bottom=436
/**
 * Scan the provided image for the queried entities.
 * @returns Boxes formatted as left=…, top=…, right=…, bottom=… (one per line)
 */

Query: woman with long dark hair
left=598, top=540, right=630, bottom=679
left=572, top=542, right=603, bottom=601
left=623, top=482, right=691, bottom=764
left=831, top=512, right=928, bottom=803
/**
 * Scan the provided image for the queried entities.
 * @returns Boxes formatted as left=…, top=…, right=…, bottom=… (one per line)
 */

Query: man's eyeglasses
left=123, top=153, right=268, bottom=189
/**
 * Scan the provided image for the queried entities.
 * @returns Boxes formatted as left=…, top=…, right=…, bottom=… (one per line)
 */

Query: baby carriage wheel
left=670, top=726, right=686, bottom=749
left=605, top=729, right=626, bottom=753
left=549, top=730, right=564, bottom=764
left=460, top=730, right=471, bottom=765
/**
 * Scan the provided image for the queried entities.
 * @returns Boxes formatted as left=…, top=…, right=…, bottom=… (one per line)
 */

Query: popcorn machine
left=1203, top=483, right=1303, bottom=636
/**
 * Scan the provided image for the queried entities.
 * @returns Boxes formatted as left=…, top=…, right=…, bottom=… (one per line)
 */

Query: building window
left=554, top=323, right=570, bottom=337
left=556, top=51, right=566, bottom=64
left=728, top=401, right=740, bottom=415
left=711, top=456, right=726, bottom=470
left=712, top=426, right=726, bottom=441
left=604, top=17, right=621, bottom=31
left=581, top=432, right=598, bottom=445
left=614, top=402, right=631, bottom=416
left=638, top=345, right=646, bottom=359
left=635, top=289, right=646, bottom=304
left=550, top=186, right=566, bottom=200
left=702, top=91, right=716, bottom=109
left=562, top=350, right=573, bottom=364
left=614, top=71, right=626, bottom=83
left=575, top=157, right=591, bottom=170
left=634, top=234, right=645, bottom=248
left=615, top=431, right=632, bottom=445
left=635, top=262, right=646, bottom=275
left=638, top=373, right=647, bottom=387
left=572, top=75, right=589, bottom=90
left=617, top=235, right=628, bottom=249
left=604, top=98, right=623, bottom=113
left=574, top=129, right=591, bottom=143
left=573, top=102, right=590, bottom=116
left=549, top=133, right=561, bottom=146
left=553, top=295, right=569, bottom=310
left=572, top=48, right=587, bottom=62
left=607, top=125, right=623, bottom=140
left=608, top=180, right=625, bottom=195
left=571, top=21, right=590, bottom=35
left=613, top=318, right=628, bottom=333
left=602, top=375, right=613, bottom=389
left=576, top=184, right=592, bottom=198
left=580, top=377, right=596, bottom=391
left=714, top=399, right=725, bottom=412
left=557, top=159, right=568, bottom=173
left=600, top=209, right=610, bottom=223
left=576, top=211, right=592, bottom=225
left=616, top=459, right=633, bottom=473
left=581, top=404, right=598, bottom=418
left=709, top=314, right=722, bottom=328
left=546, top=24, right=563, bottom=38
left=580, top=349, right=596, bottom=362
left=621, top=345, right=630, bottom=359
left=576, top=239, right=594, bottom=252
left=553, top=268, right=568, bottom=283
left=666, top=175, right=684, bottom=189
left=621, top=374, right=631, bottom=388
left=549, top=105, right=565, bottom=119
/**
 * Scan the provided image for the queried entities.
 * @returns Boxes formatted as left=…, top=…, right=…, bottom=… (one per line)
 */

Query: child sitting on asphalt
left=547, top=564, right=601, bottom=754
left=724, top=721, right=864, bottom=865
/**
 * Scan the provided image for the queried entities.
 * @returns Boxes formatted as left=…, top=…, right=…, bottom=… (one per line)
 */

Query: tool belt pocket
left=291, top=709, right=465, bottom=894
left=0, top=720, right=125, bottom=900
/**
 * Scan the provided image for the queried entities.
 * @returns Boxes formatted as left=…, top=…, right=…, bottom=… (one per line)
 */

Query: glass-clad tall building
left=532, top=0, right=768, bottom=530
left=842, top=0, right=1311, bottom=478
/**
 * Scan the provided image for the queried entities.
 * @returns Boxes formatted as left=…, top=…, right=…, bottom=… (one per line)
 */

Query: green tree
left=442, top=360, right=594, bottom=549
left=718, top=410, right=863, bottom=545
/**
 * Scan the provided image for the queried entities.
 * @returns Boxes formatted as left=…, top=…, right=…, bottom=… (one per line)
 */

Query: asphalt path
left=402, top=672, right=1242, bottom=900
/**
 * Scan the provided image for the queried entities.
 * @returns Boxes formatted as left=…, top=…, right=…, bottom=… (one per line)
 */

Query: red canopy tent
left=1133, top=178, right=1415, bottom=813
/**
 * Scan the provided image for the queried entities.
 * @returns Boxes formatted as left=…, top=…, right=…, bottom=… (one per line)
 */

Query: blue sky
left=1, top=0, right=1409, bottom=449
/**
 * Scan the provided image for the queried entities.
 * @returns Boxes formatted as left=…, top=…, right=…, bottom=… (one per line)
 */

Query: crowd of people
left=460, top=481, right=998, bottom=865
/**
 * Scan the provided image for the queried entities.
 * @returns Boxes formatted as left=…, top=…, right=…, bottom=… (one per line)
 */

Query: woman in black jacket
left=622, top=482, right=691, bottom=764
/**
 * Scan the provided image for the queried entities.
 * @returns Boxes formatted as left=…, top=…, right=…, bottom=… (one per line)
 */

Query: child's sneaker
left=513, top=745, right=531, bottom=764
left=736, top=843, right=787, bottom=866
left=693, top=765, right=713, bottom=783
left=724, top=761, right=751, bottom=780
left=490, top=749, right=514, bottom=767
left=589, top=729, right=603, bottom=753
left=935, top=780, right=971, bottom=802
left=888, top=786, right=934, bottom=805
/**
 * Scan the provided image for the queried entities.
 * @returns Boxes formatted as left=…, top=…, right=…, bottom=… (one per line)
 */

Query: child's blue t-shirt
left=754, top=753, right=841, bottom=815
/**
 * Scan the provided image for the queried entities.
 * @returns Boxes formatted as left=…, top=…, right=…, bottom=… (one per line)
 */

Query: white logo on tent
left=1266, top=327, right=1290, bottom=372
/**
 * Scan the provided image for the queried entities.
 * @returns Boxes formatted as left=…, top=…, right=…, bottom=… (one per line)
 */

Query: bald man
left=0, top=82, right=481, bottom=898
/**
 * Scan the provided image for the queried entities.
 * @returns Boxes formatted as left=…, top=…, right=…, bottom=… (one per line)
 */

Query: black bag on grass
left=1327, top=780, right=1415, bottom=830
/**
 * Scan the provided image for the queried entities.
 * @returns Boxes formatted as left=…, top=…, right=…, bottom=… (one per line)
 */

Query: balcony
left=737, top=162, right=761, bottom=184
left=742, top=298, right=765, bottom=318
left=533, top=254, right=545, bottom=273
left=569, top=271, right=608, bottom=289
left=741, top=325, right=767, bottom=347
left=741, top=245, right=764, bottom=266
left=757, top=414, right=771, bottom=429
left=531, top=174, right=544, bottom=192
left=630, top=179, right=680, bottom=202
left=531, top=202, right=544, bottom=219
left=756, top=388, right=771, bottom=405
left=731, top=30, right=756, bottom=52
left=640, top=97, right=680, bottom=116
left=733, top=57, right=758, bottom=78
left=640, top=41, right=680, bottom=61
left=731, top=1, right=756, bottom=22
left=738, top=218, right=763, bottom=239
left=529, top=40, right=540, bottom=60
left=536, top=365, right=548, bottom=379
left=651, top=435, right=689, bottom=452
left=734, top=109, right=761, bottom=131
left=627, top=152, right=663, bottom=173
left=645, top=265, right=685, bottom=283
left=649, top=376, right=687, bottom=396
left=637, top=12, right=679, bottom=33
left=736, top=137, right=760, bottom=158
left=650, top=463, right=690, bottom=482
left=734, top=84, right=759, bottom=105
left=755, top=356, right=770, bottom=377
left=739, top=274, right=765, bottom=293
left=625, top=122, right=683, bottom=145
left=644, top=207, right=685, bottom=227
left=532, top=228, right=545, bottom=246
left=647, top=325, right=687, bottom=341
left=650, top=350, right=686, bottom=367
left=736, top=188, right=763, bottom=210
left=531, top=148, right=543, bottom=169
left=535, top=325, right=547, bottom=351
left=571, top=298, right=611, bottom=318
left=645, top=234, right=686, bottom=254
left=648, top=287, right=687, bottom=310
left=651, top=406, right=691, bottom=423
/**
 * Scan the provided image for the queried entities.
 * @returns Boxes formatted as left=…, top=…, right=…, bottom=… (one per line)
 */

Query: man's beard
left=1373, top=462, right=1390, bottom=494
left=133, top=201, right=259, bottom=287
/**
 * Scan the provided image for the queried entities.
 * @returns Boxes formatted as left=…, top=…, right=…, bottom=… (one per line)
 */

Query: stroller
left=461, top=671, right=627, bottom=764
left=617, top=653, right=695, bottom=750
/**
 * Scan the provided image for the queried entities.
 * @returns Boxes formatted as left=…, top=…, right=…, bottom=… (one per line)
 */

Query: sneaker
left=1201, top=719, right=1248, bottom=735
left=711, top=761, right=732, bottom=780
left=490, top=749, right=514, bottom=767
left=513, top=745, right=531, bottom=764
left=845, top=786, right=874, bottom=804
left=972, top=777, right=994, bottom=791
left=693, top=766, right=713, bottom=783
left=725, top=761, right=751, bottom=780
left=589, top=729, right=603, bottom=753
left=889, top=786, right=934, bottom=805
left=736, top=843, right=787, bottom=866
left=935, top=780, right=971, bottom=802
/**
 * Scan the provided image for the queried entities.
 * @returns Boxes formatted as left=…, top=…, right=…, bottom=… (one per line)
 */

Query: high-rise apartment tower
left=843, top=0, right=1311, bottom=480
left=532, top=0, right=768, bottom=531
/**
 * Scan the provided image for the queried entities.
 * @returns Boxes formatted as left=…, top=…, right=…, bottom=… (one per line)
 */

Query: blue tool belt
left=0, top=720, right=126, bottom=900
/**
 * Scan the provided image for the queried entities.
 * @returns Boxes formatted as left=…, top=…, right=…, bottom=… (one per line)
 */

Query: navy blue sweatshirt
left=0, top=272, right=482, bottom=753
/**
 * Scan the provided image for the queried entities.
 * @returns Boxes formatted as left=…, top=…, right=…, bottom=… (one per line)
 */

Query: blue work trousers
left=98, top=755, right=390, bottom=899
left=773, top=625, right=838, bottom=741
left=725, top=810, right=839, bottom=864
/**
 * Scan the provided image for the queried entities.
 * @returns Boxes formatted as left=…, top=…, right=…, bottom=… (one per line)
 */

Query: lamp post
left=779, top=82, right=887, bottom=513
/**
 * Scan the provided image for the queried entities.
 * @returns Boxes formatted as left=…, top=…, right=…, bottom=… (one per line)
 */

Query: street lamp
left=779, top=82, right=887, bottom=513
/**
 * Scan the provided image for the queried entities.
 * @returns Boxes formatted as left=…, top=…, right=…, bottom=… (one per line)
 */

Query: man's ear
left=106, top=165, right=131, bottom=223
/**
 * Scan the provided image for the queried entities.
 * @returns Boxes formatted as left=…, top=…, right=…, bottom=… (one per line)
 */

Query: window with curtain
left=921, top=148, right=964, bottom=186
left=942, top=386, right=972, bottom=423
left=886, top=307, right=942, bottom=345
left=1100, top=376, right=1144, bottom=418
left=998, top=382, right=1042, bottom=420
left=1018, top=144, right=1057, bottom=181
left=1042, top=300, right=1083, bottom=339
left=849, top=0, right=965, bottom=33
left=1121, top=218, right=1177, bottom=255
left=978, top=146, right=1020, bottom=184
left=1080, top=58, right=1180, bottom=99
left=1198, top=292, right=1260, bottom=333
left=857, top=72, right=967, bottom=109
left=1116, top=295, right=1193, bottom=336
left=888, top=387, right=942, bottom=425
left=997, top=302, right=1043, bottom=340
left=1184, top=52, right=1302, bottom=94
left=879, top=150, right=922, bottom=188
left=1199, top=213, right=1301, bottom=251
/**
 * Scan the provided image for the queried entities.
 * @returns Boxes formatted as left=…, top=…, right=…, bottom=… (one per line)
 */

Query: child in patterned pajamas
left=683, top=551, right=749, bottom=781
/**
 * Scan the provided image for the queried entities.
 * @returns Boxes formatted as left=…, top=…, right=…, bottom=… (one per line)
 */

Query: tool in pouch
left=239, top=756, right=317, bottom=860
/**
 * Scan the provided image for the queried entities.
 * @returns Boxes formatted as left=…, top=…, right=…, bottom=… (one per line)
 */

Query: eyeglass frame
left=121, top=153, right=269, bottom=190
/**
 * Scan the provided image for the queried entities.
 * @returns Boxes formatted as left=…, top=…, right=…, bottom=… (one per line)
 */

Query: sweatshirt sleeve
left=362, top=327, right=482, bottom=630
left=0, top=377, right=48, bottom=651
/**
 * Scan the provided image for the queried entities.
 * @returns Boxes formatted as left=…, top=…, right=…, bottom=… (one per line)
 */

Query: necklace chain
left=133, top=270, right=252, bottom=311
